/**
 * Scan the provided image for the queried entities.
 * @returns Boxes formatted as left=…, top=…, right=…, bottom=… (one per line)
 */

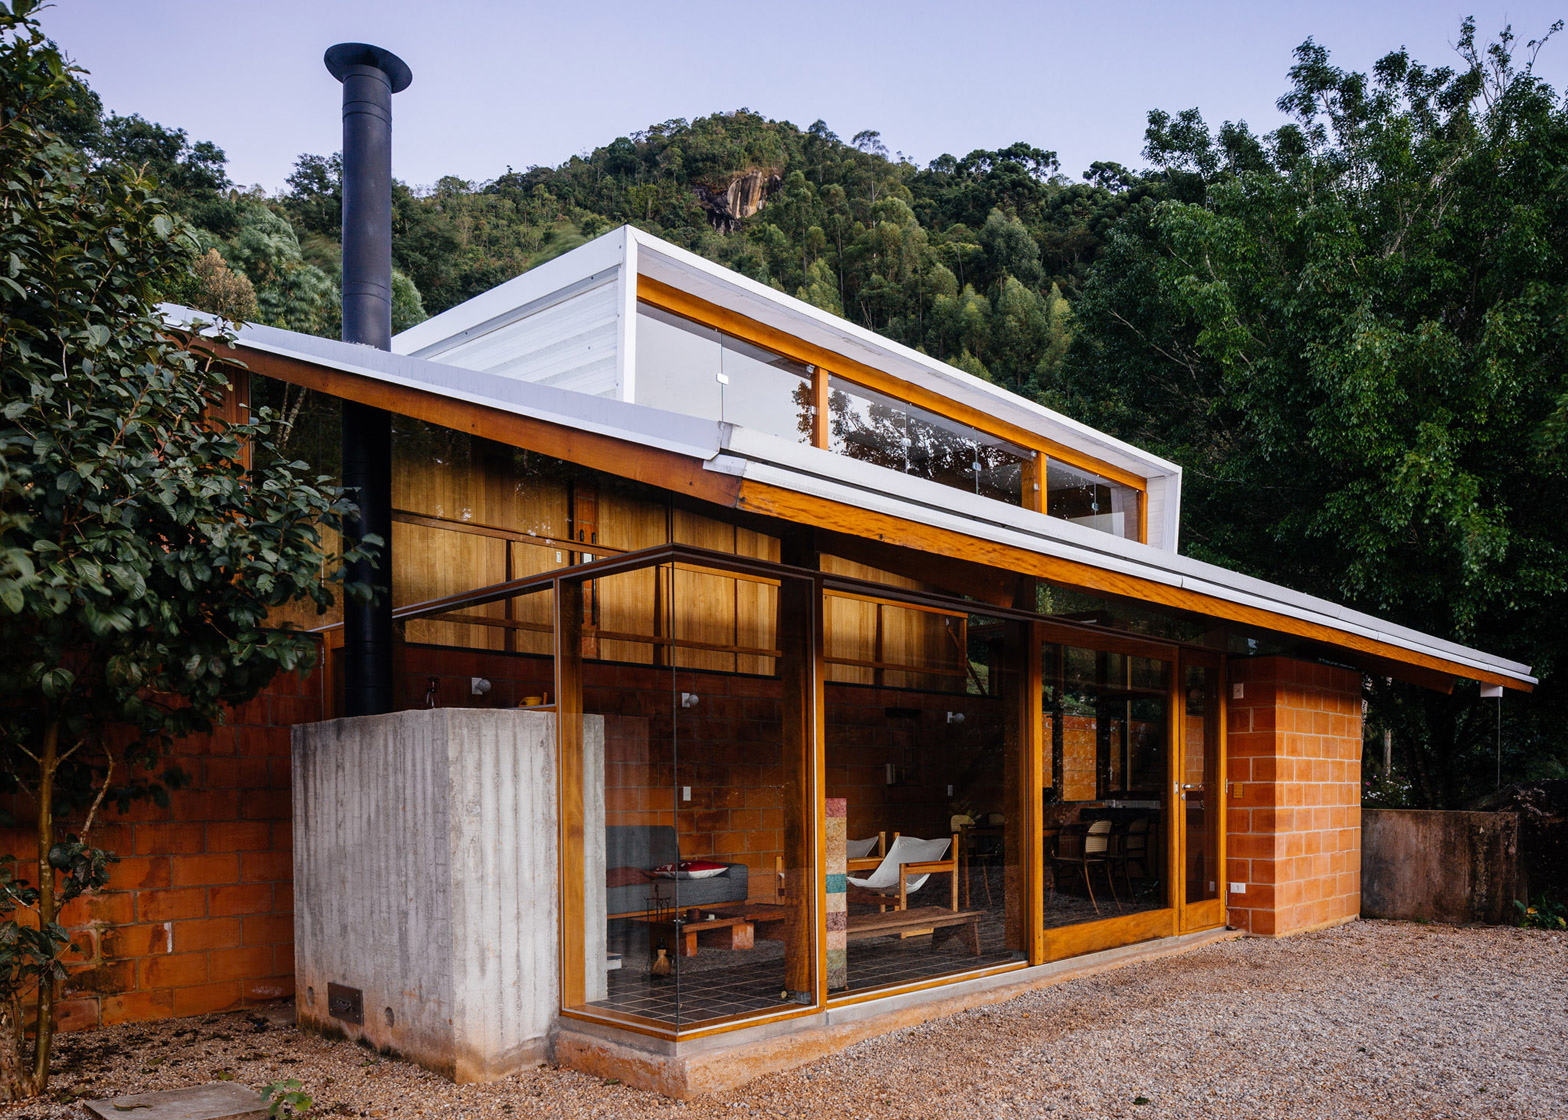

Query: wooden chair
left=1113, top=816, right=1153, bottom=894
left=846, top=834, right=959, bottom=912
left=1051, top=819, right=1119, bottom=914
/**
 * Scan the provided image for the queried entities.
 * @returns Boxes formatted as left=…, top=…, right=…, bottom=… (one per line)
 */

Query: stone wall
left=1226, top=657, right=1363, bottom=937
left=1361, top=809, right=1525, bottom=924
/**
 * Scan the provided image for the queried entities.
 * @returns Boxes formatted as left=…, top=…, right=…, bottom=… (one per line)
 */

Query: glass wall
left=1046, top=460, right=1141, bottom=541
left=632, top=305, right=1153, bottom=541
left=823, top=595, right=1027, bottom=995
left=828, top=375, right=1027, bottom=505
left=635, top=305, right=814, bottom=443
left=562, top=557, right=816, bottom=1031
left=1041, top=640, right=1171, bottom=929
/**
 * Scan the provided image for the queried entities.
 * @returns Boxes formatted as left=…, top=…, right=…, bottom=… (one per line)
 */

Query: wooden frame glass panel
left=552, top=548, right=820, bottom=1037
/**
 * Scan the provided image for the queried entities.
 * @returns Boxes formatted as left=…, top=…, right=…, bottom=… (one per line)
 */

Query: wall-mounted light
left=471, top=677, right=492, bottom=697
left=679, top=692, right=700, bottom=709
left=946, top=711, right=965, bottom=725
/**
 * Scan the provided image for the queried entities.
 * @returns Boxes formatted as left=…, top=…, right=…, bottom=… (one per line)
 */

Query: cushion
left=651, top=860, right=729, bottom=880
left=606, top=865, right=650, bottom=888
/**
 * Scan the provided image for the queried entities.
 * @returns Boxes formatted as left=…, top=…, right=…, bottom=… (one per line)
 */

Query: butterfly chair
left=846, top=833, right=886, bottom=862
left=846, top=833, right=959, bottom=912
left=1051, top=818, right=1119, bottom=914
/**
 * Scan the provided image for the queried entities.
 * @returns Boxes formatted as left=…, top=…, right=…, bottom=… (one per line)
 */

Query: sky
left=37, top=0, right=1568, bottom=193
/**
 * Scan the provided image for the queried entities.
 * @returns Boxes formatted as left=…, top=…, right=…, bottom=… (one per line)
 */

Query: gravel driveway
left=16, top=920, right=1566, bottom=1120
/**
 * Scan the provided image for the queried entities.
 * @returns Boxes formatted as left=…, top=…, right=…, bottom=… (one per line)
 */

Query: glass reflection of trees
left=827, top=376, right=1025, bottom=505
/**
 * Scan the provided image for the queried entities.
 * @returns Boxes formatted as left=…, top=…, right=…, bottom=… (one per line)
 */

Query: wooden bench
left=634, top=903, right=795, bottom=959
left=845, top=905, right=984, bottom=955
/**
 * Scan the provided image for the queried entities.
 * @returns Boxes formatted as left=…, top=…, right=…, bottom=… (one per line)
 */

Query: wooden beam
left=637, top=276, right=1150, bottom=493
left=735, top=478, right=1531, bottom=692
left=214, top=341, right=743, bottom=510
left=817, top=529, right=1018, bottom=608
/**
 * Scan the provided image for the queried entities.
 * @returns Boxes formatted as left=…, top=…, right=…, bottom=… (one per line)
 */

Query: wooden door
left=1177, top=651, right=1226, bottom=933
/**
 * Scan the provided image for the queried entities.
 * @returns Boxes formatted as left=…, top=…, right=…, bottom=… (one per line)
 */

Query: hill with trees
left=47, top=18, right=1568, bottom=805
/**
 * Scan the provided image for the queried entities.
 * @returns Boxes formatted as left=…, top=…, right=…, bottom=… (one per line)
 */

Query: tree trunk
left=30, top=719, right=58, bottom=1095
left=0, top=999, right=26, bottom=1102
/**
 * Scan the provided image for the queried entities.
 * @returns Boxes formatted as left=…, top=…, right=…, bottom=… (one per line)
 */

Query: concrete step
left=85, top=1082, right=267, bottom=1120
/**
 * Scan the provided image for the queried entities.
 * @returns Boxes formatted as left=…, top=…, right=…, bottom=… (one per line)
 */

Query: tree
left=0, top=3, right=370, bottom=1096
left=1053, top=20, right=1568, bottom=805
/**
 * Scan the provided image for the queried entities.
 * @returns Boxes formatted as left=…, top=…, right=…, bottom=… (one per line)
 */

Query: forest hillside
left=47, top=19, right=1568, bottom=806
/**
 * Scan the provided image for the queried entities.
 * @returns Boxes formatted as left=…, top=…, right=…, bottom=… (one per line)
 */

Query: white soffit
left=392, top=228, right=628, bottom=359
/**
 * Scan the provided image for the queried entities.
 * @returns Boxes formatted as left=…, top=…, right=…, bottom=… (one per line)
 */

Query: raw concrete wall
left=1361, top=809, right=1525, bottom=924
left=292, top=708, right=603, bottom=1082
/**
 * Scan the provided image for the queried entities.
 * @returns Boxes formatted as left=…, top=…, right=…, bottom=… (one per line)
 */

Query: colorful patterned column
left=825, top=797, right=847, bottom=990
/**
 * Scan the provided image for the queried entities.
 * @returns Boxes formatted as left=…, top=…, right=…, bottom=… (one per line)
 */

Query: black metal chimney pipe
left=325, top=43, right=411, bottom=717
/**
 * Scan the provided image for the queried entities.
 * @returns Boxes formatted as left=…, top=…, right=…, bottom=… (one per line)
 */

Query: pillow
left=606, top=866, right=651, bottom=888
left=650, top=860, right=729, bottom=880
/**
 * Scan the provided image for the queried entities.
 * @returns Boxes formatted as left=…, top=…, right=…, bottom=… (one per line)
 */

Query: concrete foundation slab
left=84, top=1084, right=266, bottom=1120
left=553, top=926, right=1241, bottom=1098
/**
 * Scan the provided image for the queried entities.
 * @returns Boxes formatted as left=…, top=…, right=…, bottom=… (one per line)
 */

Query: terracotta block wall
left=1226, top=656, right=1363, bottom=937
left=5, top=659, right=321, bottom=1032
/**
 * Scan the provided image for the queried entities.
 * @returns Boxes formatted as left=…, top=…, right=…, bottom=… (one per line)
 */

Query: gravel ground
left=9, top=920, right=1565, bottom=1120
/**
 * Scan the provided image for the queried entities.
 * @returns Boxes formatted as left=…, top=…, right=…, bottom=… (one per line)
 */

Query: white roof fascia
left=707, top=431, right=1534, bottom=685
left=616, top=232, right=639, bottom=401
left=626, top=226, right=1179, bottom=484
left=163, top=305, right=720, bottom=463
left=391, top=228, right=629, bottom=359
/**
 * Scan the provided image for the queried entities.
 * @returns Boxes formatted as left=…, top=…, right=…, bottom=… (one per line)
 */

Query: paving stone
left=84, top=1082, right=266, bottom=1120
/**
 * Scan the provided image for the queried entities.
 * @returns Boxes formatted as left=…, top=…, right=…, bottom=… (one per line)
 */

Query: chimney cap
left=324, top=43, right=412, bottom=92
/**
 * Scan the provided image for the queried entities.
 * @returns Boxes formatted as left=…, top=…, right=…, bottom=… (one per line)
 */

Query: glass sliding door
left=1179, top=652, right=1226, bottom=932
left=1039, top=634, right=1174, bottom=956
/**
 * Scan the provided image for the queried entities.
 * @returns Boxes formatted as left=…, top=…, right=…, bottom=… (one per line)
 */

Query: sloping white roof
left=165, top=303, right=1536, bottom=688
left=392, top=227, right=1183, bottom=537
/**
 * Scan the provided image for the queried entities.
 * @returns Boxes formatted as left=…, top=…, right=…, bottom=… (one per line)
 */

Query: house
left=105, top=224, right=1529, bottom=1094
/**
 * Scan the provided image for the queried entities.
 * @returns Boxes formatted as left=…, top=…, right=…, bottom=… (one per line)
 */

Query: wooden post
left=778, top=570, right=818, bottom=1001
left=1003, top=620, right=1042, bottom=959
left=555, top=577, right=586, bottom=1009
left=810, top=365, right=830, bottom=449
left=1021, top=452, right=1045, bottom=514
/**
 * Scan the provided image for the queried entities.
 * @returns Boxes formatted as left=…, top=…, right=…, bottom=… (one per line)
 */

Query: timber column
left=325, top=43, right=412, bottom=716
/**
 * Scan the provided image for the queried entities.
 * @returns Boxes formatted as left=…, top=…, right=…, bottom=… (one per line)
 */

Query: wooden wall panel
left=394, top=522, right=507, bottom=650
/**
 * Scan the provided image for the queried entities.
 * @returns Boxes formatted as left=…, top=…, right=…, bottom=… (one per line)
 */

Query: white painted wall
left=292, top=709, right=604, bottom=1083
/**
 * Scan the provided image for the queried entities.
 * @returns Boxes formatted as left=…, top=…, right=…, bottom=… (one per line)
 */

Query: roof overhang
left=170, top=306, right=1536, bottom=694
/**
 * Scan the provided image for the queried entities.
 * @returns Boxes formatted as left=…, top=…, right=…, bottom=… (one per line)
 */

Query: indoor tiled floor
left=587, top=867, right=1173, bottom=1026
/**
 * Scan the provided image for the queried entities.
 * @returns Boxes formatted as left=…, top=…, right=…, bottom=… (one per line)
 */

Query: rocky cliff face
left=694, top=168, right=782, bottom=232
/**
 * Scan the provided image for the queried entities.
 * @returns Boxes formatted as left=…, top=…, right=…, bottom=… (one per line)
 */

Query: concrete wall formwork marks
left=292, top=709, right=600, bottom=1082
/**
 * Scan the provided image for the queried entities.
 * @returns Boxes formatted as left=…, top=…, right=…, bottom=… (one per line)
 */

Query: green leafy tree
left=1053, top=20, right=1568, bottom=805
left=0, top=3, right=370, bottom=1096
